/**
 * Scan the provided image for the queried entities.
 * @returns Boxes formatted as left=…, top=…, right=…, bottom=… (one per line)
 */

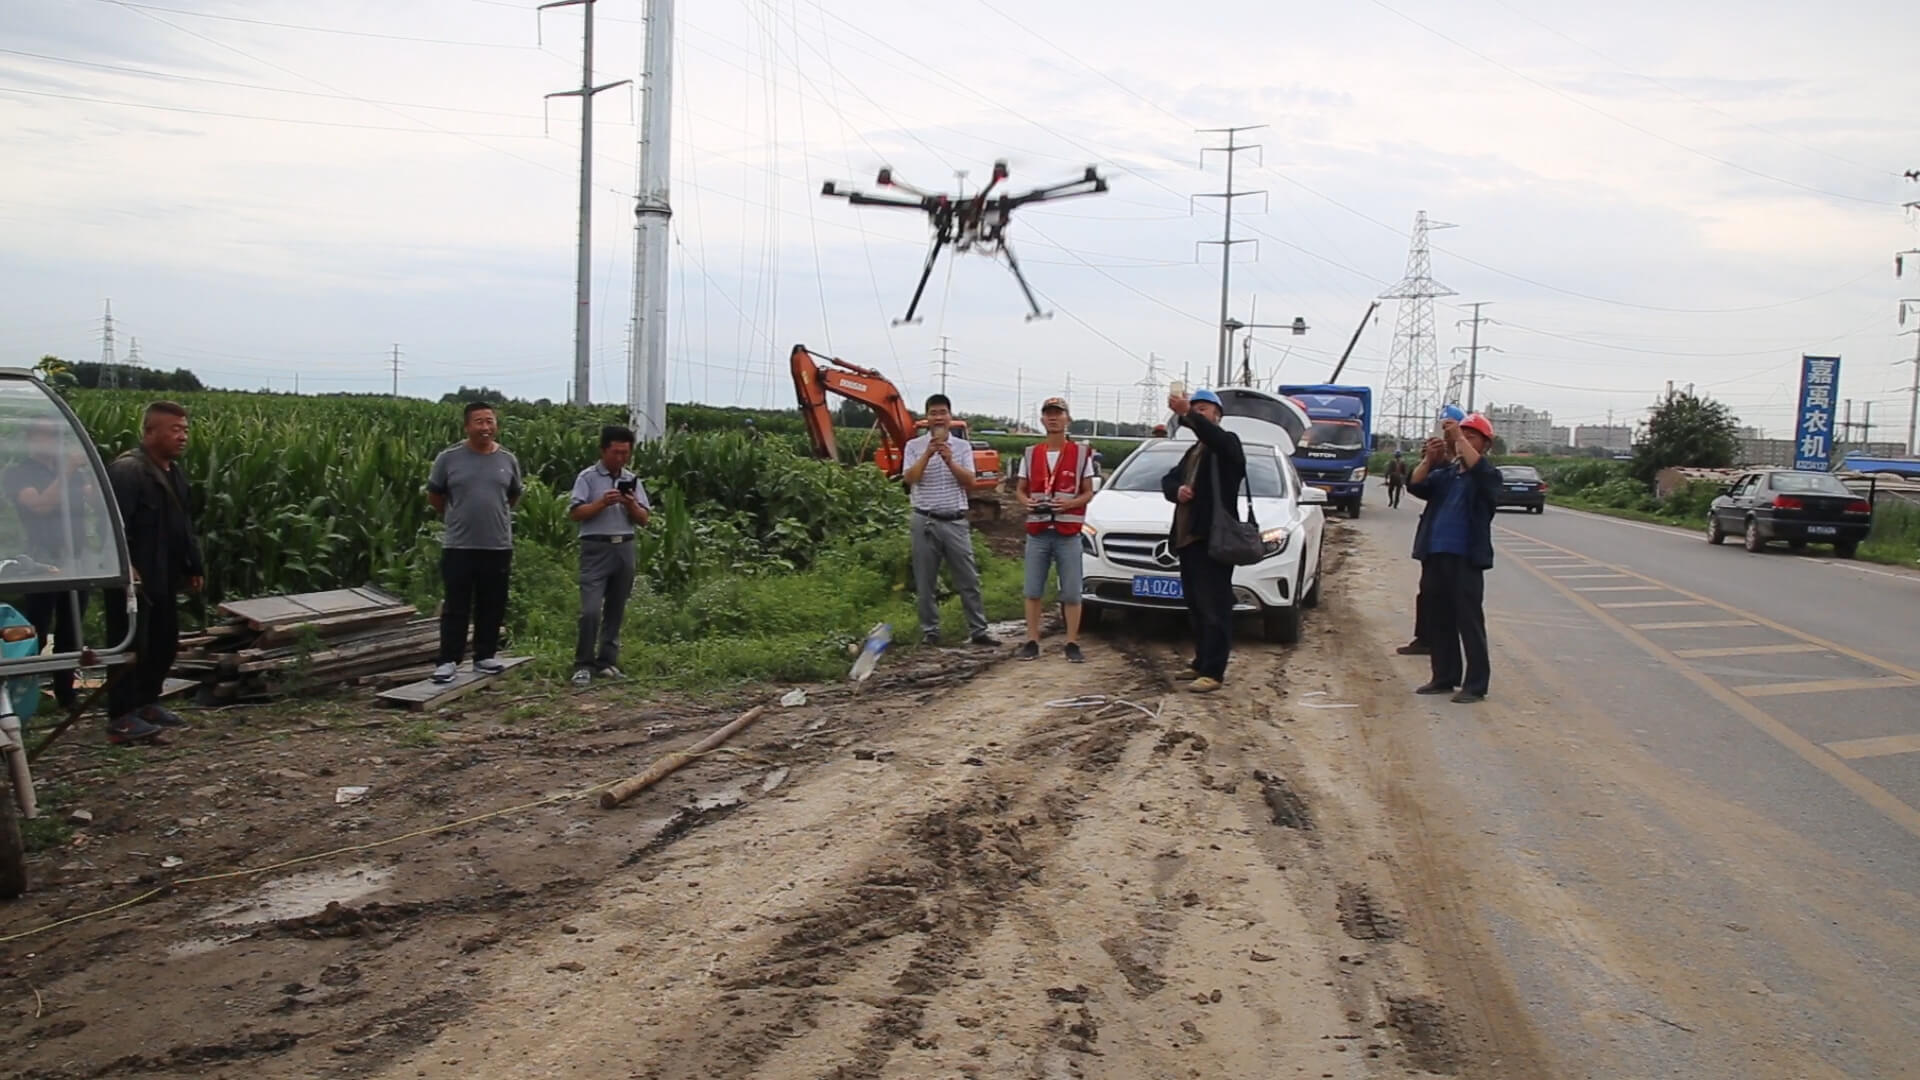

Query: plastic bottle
left=1440, top=404, right=1467, bottom=423
left=847, top=622, right=893, bottom=683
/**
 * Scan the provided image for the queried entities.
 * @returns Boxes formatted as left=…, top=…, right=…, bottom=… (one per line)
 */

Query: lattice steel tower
left=1378, top=212, right=1456, bottom=441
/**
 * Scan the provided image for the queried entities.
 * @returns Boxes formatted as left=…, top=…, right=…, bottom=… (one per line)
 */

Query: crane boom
left=1328, top=301, right=1380, bottom=383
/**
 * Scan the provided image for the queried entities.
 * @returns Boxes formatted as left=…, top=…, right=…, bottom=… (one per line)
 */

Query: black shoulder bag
left=1205, top=451, right=1267, bottom=566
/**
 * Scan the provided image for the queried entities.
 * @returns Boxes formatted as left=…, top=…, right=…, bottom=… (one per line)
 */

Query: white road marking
left=1826, top=733, right=1920, bottom=760
left=1671, top=643, right=1826, bottom=659
left=1737, top=676, right=1917, bottom=699
left=1574, top=585, right=1665, bottom=592
left=1631, top=619, right=1758, bottom=629
left=1599, top=600, right=1704, bottom=609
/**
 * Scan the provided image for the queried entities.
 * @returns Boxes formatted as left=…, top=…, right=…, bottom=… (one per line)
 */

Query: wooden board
left=253, top=606, right=419, bottom=647
left=218, top=586, right=406, bottom=630
left=376, top=656, right=533, bottom=711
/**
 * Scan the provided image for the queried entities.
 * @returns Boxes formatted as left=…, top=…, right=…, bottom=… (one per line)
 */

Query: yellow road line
left=1671, top=643, right=1826, bottom=659
left=1574, top=585, right=1666, bottom=592
left=1599, top=600, right=1704, bottom=609
left=1631, top=619, right=1757, bottom=630
left=1499, top=526, right=1920, bottom=842
left=1825, top=734, right=1920, bottom=761
left=1737, top=676, right=1916, bottom=699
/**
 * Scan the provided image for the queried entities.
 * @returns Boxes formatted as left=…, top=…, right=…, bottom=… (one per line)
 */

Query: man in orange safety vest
left=1016, top=397, right=1096, bottom=663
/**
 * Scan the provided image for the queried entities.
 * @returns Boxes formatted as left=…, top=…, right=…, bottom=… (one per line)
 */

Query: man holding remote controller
left=567, top=424, right=651, bottom=688
left=1016, top=397, right=1095, bottom=663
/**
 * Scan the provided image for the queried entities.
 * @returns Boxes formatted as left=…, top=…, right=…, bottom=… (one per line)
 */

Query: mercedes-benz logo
left=1150, top=540, right=1178, bottom=569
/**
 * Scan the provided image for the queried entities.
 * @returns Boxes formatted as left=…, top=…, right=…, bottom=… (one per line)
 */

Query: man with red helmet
left=1016, top=397, right=1096, bottom=662
left=1405, top=412, right=1502, bottom=703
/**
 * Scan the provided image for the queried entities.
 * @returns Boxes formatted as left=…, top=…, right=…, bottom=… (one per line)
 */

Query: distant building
left=1574, top=424, right=1633, bottom=452
left=1486, top=403, right=1554, bottom=450
left=1735, top=438, right=1906, bottom=467
left=1548, top=426, right=1571, bottom=450
left=1736, top=426, right=1765, bottom=440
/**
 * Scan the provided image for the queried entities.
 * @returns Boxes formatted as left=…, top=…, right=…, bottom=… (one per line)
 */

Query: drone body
left=822, top=160, right=1109, bottom=325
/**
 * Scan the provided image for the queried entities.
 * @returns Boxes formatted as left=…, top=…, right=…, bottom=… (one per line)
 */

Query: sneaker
left=1395, top=641, right=1431, bottom=656
left=141, top=705, right=189, bottom=729
left=106, top=711, right=163, bottom=745
left=474, top=657, right=507, bottom=675
left=922, top=631, right=942, bottom=647
left=431, top=662, right=458, bottom=684
left=1064, top=642, right=1085, bottom=664
left=571, top=667, right=593, bottom=689
left=968, top=632, right=998, bottom=647
left=1170, top=665, right=1204, bottom=682
left=595, top=665, right=625, bottom=680
left=1187, top=676, right=1223, bottom=694
left=1450, top=690, right=1486, bottom=704
left=1015, top=641, right=1040, bottom=662
left=1414, top=680, right=1456, bottom=695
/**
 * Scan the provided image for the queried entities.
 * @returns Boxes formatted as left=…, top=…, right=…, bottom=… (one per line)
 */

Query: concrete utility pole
left=1194, top=125, right=1266, bottom=388
left=542, top=0, right=630, bottom=407
left=1900, top=303, right=1920, bottom=455
left=1453, top=302, right=1495, bottom=412
left=931, top=336, right=955, bottom=396
left=1016, top=368, right=1023, bottom=429
left=627, top=0, right=673, bottom=440
left=390, top=344, right=403, bottom=397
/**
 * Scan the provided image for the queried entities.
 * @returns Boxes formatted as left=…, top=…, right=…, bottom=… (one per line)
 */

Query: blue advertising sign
left=1792, top=355, right=1841, bottom=472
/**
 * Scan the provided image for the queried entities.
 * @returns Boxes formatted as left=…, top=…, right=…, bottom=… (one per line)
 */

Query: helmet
left=1190, top=389, right=1223, bottom=408
left=1460, top=413, right=1494, bottom=440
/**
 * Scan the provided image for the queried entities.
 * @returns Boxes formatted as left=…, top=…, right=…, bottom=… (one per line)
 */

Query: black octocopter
left=823, top=159, right=1108, bottom=325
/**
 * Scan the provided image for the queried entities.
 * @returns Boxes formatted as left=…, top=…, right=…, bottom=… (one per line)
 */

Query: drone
left=822, top=159, right=1108, bottom=325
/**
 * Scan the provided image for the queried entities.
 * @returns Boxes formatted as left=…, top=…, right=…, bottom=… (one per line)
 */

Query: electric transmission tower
left=1378, top=211, right=1456, bottom=441
left=1134, top=354, right=1167, bottom=427
left=99, top=299, right=118, bottom=390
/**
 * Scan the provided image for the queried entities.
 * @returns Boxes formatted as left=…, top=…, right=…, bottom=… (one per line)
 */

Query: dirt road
left=0, top=524, right=1552, bottom=1078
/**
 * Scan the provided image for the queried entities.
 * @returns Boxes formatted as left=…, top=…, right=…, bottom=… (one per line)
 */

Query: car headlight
left=1260, top=526, right=1292, bottom=557
left=1349, top=467, right=1367, bottom=481
left=1080, top=525, right=1098, bottom=556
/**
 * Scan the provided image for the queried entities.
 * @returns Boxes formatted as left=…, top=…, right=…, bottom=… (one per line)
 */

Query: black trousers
left=1387, top=482, right=1403, bottom=507
left=104, top=587, right=177, bottom=720
left=1412, top=556, right=1439, bottom=644
left=439, top=548, right=513, bottom=664
left=1426, top=554, right=1490, bottom=694
left=1178, top=542, right=1237, bottom=680
left=23, top=591, right=86, bottom=705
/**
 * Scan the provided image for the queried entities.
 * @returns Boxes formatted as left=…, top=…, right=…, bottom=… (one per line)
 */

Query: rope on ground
left=1043, top=695, right=1161, bottom=721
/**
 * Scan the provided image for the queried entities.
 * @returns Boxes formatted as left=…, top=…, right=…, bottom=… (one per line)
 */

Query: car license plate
left=1131, top=576, right=1183, bottom=600
left=1310, top=483, right=1332, bottom=491
left=1508, top=485, right=1529, bottom=491
left=1807, top=525, right=1837, bottom=535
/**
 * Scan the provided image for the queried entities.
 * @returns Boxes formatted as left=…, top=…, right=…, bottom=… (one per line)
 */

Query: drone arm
left=999, top=243, right=1050, bottom=322
left=896, top=233, right=948, bottom=326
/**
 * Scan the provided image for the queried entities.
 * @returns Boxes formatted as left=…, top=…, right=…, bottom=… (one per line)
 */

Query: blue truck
left=1275, top=384, right=1372, bottom=518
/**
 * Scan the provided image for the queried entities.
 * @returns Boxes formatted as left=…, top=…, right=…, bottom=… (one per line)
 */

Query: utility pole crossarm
left=1193, top=125, right=1267, bottom=388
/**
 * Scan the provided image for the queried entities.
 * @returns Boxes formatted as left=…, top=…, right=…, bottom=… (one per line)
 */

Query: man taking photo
left=1406, top=413, right=1501, bottom=703
left=1016, top=397, right=1095, bottom=663
left=567, top=425, right=650, bottom=688
left=1160, top=389, right=1245, bottom=694
left=103, top=401, right=203, bottom=744
left=902, top=394, right=993, bottom=647
left=426, top=402, right=523, bottom=684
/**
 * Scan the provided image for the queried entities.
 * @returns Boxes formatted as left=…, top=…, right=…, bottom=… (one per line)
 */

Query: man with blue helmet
left=1160, top=389, right=1245, bottom=693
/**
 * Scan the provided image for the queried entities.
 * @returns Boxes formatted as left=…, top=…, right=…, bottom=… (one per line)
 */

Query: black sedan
left=1494, top=465, right=1548, bottom=513
left=1706, top=469, right=1873, bottom=557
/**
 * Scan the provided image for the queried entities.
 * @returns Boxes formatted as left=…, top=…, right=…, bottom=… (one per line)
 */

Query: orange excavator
left=790, top=344, right=1003, bottom=514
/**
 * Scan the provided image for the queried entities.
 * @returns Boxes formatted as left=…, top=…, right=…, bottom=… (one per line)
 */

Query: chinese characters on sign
left=1793, top=355, right=1841, bottom=472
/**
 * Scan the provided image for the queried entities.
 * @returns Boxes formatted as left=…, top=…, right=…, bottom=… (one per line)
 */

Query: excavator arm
left=790, top=344, right=918, bottom=474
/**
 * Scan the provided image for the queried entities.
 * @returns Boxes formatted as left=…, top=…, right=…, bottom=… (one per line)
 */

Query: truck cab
left=1276, top=384, right=1372, bottom=518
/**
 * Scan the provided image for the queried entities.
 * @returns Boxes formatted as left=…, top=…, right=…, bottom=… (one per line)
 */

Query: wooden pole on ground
left=599, top=705, right=767, bottom=810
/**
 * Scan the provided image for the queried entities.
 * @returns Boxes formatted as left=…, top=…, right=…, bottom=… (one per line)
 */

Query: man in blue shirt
left=1405, top=413, right=1502, bottom=703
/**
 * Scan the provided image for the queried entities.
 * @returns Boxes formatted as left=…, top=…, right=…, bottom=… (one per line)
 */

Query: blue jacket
left=1407, top=457, right=1502, bottom=569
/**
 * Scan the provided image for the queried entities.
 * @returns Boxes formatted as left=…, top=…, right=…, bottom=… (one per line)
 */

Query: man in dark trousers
left=1396, top=442, right=1453, bottom=657
left=427, top=402, right=523, bottom=683
left=1160, top=389, right=1245, bottom=694
left=1384, top=451, right=1408, bottom=509
left=103, top=401, right=203, bottom=744
left=567, top=424, right=650, bottom=687
left=1406, top=413, right=1501, bottom=703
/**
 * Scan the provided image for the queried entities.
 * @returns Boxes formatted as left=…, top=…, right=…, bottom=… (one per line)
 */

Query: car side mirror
left=1300, top=487, right=1329, bottom=506
left=1089, top=476, right=1104, bottom=492
left=1720, top=485, right=1733, bottom=496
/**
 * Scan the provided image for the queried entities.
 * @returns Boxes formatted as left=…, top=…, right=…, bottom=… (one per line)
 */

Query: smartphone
left=931, top=426, right=950, bottom=443
left=617, top=478, right=637, bottom=495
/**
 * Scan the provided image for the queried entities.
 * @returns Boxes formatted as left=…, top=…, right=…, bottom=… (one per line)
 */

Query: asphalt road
left=1357, top=484, right=1920, bottom=1079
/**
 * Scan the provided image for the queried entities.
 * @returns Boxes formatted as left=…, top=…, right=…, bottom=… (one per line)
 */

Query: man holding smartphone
left=567, top=424, right=651, bottom=687
left=902, top=394, right=994, bottom=647
left=1016, top=397, right=1095, bottom=662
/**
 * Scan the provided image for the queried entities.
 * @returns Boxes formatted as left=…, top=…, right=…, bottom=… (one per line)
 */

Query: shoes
left=1396, top=641, right=1431, bottom=656
left=1451, top=690, right=1486, bottom=704
left=596, top=665, right=625, bottom=680
left=1413, top=681, right=1457, bottom=695
left=923, top=631, right=942, bottom=647
left=1188, top=676, right=1223, bottom=694
left=968, top=633, right=998, bottom=647
left=1064, top=642, right=1085, bottom=664
left=1015, top=641, right=1040, bottom=661
left=106, top=711, right=162, bottom=745
left=1171, top=665, right=1204, bottom=682
left=141, top=705, right=189, bottom=729
left=571, top=668, right=593, bottom=689
left=474, top=657, right=507, bottom=675
left=431, top=662, right=458, bottom=684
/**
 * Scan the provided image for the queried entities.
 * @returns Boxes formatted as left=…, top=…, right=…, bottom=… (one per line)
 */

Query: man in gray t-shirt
left=426, top=402, right=524, bottom=682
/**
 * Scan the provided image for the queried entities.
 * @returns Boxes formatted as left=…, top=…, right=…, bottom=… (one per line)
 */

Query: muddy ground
left=0, top=522, right=1551, bottom=1079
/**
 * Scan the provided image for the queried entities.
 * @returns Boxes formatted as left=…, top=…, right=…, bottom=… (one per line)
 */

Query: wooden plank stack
left=174, top=587, right=441, bottom=703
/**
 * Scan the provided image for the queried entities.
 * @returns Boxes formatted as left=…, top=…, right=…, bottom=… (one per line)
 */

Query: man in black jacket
left=104, top=401, right=204, bottom=744
left=1160, top=389, right=1245, bottom=694
left=1405, top=413, right=1501, bottom=703
left=1397, top=442, right=1454, bottom=657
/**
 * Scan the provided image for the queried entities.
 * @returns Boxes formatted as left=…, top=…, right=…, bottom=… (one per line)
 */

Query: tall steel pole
left=1195, top=125, right=1265, bottom=388
left=629, top=0, right=674, bottom=440
left=543, top=0, right=629, bottom=407
left=1899, top=300, right=1920, bottom=454
left=1453, top=302, right=1493, bottom=412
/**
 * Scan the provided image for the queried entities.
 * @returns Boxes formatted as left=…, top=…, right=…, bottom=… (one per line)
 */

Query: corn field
left=65, top=392, right=908, bottom=606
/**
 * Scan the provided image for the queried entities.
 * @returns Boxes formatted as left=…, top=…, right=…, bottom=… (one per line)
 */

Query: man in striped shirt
left=902, top=394, right=995, bottom=647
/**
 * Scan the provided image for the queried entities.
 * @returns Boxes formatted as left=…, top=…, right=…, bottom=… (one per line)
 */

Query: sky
left=3, top=0, right=1917, bottom=445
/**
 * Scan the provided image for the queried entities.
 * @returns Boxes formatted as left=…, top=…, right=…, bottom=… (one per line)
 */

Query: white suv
left=1079, top=438, right=1328, bottom=643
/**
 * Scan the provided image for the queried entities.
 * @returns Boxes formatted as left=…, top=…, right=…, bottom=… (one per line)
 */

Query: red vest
left=1024, top=441, right=1088, bottom=536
